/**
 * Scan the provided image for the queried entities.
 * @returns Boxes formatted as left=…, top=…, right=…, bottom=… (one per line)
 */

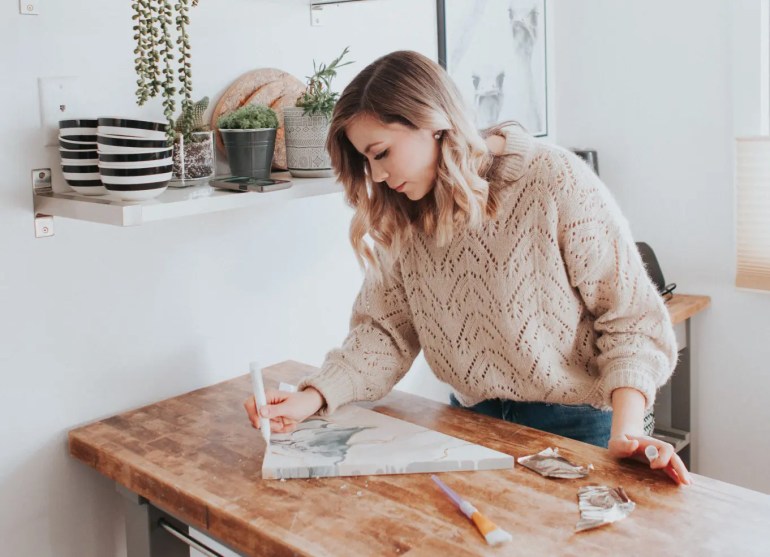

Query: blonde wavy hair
left=326, top=50, right=499, bottom=276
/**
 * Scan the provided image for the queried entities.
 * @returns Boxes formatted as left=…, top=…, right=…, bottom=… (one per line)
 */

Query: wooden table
left=666, top=294, right=711, bottom=325
left=69, top=361, right=769, bottom=557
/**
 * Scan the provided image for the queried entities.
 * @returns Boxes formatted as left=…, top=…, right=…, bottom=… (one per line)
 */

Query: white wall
left=0, top=1, right=436, bottom=556
left=554, top=0, right=770, bottom=493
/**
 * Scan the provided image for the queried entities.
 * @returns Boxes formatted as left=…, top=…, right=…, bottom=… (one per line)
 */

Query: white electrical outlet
left=38, top=76, right=84, bottom=147
left=19, top=0, right=39, bottom=15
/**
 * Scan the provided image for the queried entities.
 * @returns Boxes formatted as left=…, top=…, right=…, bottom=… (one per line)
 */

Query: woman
left=244, top=50, right=690, bottom=485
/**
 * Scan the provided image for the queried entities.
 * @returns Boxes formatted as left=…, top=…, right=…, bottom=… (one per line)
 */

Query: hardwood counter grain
left=666, top=294, right=710, bottom=325
left=69, top=360, right=767, bottom=556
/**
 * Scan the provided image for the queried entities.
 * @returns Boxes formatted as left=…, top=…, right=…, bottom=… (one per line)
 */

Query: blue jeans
left=449, top=394, right=612, bottom=448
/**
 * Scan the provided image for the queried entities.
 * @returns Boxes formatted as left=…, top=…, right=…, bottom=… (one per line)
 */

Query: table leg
left=118, top=485, right=191, bottom=557
left=670, top=320, right=692, bottom=469
left=653, top=320, right=693, bottom=469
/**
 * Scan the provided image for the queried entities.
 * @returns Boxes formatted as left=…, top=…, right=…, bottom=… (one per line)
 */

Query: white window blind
left=735, top=137, right=770, bottom=291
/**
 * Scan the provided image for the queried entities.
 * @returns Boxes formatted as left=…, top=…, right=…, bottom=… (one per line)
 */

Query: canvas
left=262, top=404, right=514, bottom=480
left=438, top=0, right=548, bottom=136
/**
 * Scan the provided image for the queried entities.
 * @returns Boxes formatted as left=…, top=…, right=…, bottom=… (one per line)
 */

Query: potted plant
left=171, top=96, right=215, bottom=186
left=283, top=47, right=353, bottom=178
left=131, top=0, right=199, bottom=141
left=217, top=105, right=279, bottom=179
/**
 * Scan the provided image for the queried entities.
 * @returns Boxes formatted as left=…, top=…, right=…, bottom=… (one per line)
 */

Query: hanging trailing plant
left=131, top=0, right=199, bottom=141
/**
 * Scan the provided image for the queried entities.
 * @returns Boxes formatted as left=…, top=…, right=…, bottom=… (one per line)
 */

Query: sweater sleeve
left=297, top=250, right=421, bottom=414
left=550, top=149, right=678, bottom=409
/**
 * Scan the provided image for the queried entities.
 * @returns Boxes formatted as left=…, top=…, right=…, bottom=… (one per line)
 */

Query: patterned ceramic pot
left=282, top=107, right=334, bottom=178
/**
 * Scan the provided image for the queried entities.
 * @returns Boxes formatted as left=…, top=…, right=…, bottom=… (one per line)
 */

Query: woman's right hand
left=243, top=387, right=325, bottom=434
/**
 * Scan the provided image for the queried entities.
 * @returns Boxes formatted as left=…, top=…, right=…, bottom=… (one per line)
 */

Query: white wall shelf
left=309, top=0, right=369, bottom=5
left=33, top=172, right=343, bottom=228
left=308, top=0, right=371, bottom=25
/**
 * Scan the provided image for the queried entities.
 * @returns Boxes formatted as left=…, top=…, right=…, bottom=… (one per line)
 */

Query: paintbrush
left=431, top=475, right=512, bottom=546
left=249, top=361, right=271, bottom=450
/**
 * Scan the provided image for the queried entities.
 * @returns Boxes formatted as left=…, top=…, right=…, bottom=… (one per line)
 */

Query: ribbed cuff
left=599, top=363, right=659, bottom=410
left=498, top=125, right=534, bottom=182
left=297, top=363, right=358, bottom=416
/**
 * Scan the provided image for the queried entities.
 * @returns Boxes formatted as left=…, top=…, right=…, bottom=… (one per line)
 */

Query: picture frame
left=437, top=0, right=548, bottom=137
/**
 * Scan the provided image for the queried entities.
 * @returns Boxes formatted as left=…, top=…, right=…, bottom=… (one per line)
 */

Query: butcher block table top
left=665, top=294, right=711, bottom=325
left=69, top=360, right=768, bottom=557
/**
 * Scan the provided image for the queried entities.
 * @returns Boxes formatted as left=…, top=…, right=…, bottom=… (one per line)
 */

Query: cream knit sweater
left=300, top=125, right=677, bottom=414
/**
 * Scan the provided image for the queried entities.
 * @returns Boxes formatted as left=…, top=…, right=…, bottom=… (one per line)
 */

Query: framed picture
left=437, top=0, right=548, bottom=136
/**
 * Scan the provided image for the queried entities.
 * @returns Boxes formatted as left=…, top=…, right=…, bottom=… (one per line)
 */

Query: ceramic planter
left=282, top=107, right=334, bottom=178
left=220, top=128, right=277, bottom=179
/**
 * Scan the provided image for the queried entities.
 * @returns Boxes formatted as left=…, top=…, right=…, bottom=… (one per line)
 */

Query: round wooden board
left=212, top=68, right=306, bottom=170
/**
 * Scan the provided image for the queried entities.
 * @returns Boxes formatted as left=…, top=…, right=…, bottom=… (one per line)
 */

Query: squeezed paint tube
left=517, top=448, right=593, bottom=479
left=575, top=485, right=636, bottom=532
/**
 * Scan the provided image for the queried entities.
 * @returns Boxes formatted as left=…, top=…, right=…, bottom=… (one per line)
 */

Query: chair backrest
left=636, top=242, right=667, bottom=294
left=571, top=149, right=599, bottom=175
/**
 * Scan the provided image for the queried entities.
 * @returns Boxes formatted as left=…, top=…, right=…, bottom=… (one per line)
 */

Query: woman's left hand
left=609, top=433, right=692, bottom=486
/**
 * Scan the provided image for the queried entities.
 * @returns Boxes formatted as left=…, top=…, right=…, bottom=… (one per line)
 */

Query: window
left=735, top=137, right=770, bottom=291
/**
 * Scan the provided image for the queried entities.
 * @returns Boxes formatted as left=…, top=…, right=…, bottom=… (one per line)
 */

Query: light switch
left=38, top=76, right=84, bottom=147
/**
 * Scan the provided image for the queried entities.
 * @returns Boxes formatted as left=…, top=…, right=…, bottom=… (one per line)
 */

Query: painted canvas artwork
left=438, top=0, right=548, bottom=136
left=262, top=404, right=514, bottom=480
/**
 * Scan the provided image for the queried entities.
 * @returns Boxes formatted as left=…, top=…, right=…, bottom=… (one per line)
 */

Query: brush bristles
left=484, top=528, right=513, bottom=546
left=471, top=512, right=512, bottom=546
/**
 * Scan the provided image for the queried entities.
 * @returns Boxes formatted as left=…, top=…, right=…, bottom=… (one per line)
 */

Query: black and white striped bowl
left=99, top=165, right=172, bottom=201
left=62, top=164, right=99, bottom=177
left=59, top=119, right=98, bottom=146
left=59, top=132, right=97, bottom=142
left=59, top=148, right=101, bottom=193
left=97, top=117, right=168, bottom=141
left=60, top=137, right=97, bottom=150
left=61, top=165, right=107, bottom=196
left=97, top=134, right=171, bottom=154
left=60, top=148, right=98, bottom=163
left=98, top=149, right=173, bottom=168
left=98, top=157, right=173, bottom=170
left=63, top=178, right=108, bottom=196
left=59, top=119, right=98, bottom=140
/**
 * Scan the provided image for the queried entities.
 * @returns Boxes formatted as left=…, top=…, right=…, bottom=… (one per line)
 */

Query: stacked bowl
left=96, top=118, right=172, bottom=201
left=59, top=119, right=107, bottom=195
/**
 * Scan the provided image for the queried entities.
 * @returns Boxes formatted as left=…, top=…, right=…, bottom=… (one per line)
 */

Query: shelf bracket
left=309, top=0, right=367, bottom=26
left=32, top=168, right=55, bottom=238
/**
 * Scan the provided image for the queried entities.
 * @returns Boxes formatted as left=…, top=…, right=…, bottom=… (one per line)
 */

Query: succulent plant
left=131, top=0, right=199, bottom=140
left=174, top=96, right=210, bottom=142
left=217, top=105, right=279, bottom=130
left=296, top=47, right=353, bottom=118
